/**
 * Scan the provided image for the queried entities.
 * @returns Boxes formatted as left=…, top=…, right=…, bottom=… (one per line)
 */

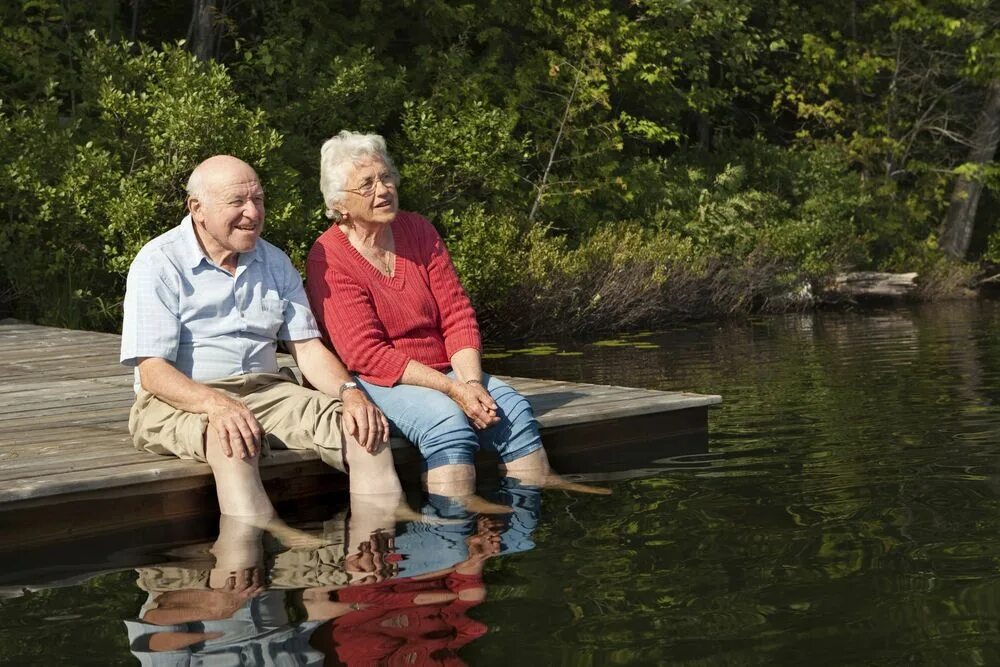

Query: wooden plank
left=0, top=376, right=131, bottom=396
left=0, top=405, right=132, bottom=432
left=0, top=338, right=120, bottom=356
left=0, top=425, right=130, bottom=447
left=541, top=393, right=719, bottom=428
left=0, top=451, right=168, bottom=483
left=0, top=445, right=145, bottom=477
left=0, top=391, right=132, bottom=415
left=0, top=358, right=129, bottom=374
left=0, top=446, right=360, bottom=504
left=0, top=435, right=411, bottom=475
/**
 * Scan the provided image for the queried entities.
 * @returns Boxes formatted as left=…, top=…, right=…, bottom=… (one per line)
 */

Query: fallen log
left=820, top=271, right=919, bottom=302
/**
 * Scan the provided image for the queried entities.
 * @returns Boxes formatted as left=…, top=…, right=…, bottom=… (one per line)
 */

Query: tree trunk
left=187, top=0, right=218, bottom=61
left=129, top=0, right=141, bottom=41
left=940, top=78, right=1000, bottom=259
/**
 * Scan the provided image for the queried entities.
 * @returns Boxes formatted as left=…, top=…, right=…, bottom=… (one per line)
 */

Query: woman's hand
left=341, top=388, right=390, bottom=453
left=447, top=381, right=500, bottom=430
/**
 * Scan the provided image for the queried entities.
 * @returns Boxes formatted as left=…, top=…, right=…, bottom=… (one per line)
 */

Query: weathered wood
left=0, top=321, right=721, bottom=549
left=0, top=425, right=131, bottom=447
left=821, top=271, right=920, bottom=302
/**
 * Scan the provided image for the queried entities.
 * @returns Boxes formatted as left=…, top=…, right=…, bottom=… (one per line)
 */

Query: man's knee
left=204, top=429, right=263, bottom=469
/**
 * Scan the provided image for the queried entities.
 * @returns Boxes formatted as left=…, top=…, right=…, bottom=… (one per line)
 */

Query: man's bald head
left=185, top=155, right=266, bottom=265
left=186, top=155, right=259, bottom=203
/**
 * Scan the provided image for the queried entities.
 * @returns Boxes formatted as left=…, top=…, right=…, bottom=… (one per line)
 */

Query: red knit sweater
left=306, top=211, right=481, bottom=386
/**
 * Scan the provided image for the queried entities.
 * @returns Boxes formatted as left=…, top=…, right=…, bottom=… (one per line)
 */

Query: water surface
left=4, top=301, right=1000, bottom=665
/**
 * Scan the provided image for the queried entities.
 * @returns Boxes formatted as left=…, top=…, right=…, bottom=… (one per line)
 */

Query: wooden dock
left=0, top=320, right=720, bottom=549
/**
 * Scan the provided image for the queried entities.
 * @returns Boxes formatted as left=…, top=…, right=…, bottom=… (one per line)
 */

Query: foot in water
left=499, top=469, right=612, bottom=495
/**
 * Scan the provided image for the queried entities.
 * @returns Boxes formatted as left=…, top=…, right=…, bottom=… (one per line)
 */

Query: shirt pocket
left=245, top=296, right=288, bottom=339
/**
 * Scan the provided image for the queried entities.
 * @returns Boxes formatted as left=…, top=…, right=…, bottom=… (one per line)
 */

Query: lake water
left=4, top=301, right=1000, bottom=665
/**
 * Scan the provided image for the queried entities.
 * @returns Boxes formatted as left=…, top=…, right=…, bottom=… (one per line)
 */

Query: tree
left=940, top=78, right=1000, bottom=258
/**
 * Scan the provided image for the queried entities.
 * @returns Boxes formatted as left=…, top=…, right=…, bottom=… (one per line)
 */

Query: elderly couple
left=120, top=131, right=598, bottom=531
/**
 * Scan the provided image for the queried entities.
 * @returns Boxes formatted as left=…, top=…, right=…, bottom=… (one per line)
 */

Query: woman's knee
left=360, top=382, right=478, bottom=471
left=482, top=384, right=542, bottom=463
left=420, top=407, right=479, bottom=469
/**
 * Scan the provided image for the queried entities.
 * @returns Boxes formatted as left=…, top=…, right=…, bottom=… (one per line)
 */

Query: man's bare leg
left=342, top=435, right=422, bottom=523
left=208, top=514, right=265, bottom=591
left=205, top=429, right=274, bottom=518
left=205, top=431, right=323, bottom=548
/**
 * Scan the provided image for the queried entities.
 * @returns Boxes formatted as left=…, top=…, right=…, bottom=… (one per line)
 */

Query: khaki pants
left=129, top=372, right=346, bottom=471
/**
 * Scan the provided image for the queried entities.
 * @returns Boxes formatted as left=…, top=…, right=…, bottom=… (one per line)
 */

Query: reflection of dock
left=0, top=321, right=720, bottom=547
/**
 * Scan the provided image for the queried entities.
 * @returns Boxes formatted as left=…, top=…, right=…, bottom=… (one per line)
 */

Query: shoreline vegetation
left=1, top=1, right=997, bottom=340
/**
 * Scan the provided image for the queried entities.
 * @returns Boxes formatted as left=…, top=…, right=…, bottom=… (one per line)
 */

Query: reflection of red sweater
left=312, top=572, right=487, bottom=666
left=306, top=212, right=481, bottom=386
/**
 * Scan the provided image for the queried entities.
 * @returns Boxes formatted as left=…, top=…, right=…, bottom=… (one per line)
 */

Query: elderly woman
left=305, top=131, right=564, bottom=502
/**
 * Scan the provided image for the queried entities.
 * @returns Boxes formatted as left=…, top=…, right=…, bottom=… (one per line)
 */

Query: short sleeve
left=120, top=254, right=182, bottom=367
left=274, top=251, right=321, bottom=341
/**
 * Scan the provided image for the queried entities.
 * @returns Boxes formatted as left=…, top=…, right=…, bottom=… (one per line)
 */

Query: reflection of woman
left=309, top=516, right=501, bottom=666
left=306, top=131, right=563, bottom=500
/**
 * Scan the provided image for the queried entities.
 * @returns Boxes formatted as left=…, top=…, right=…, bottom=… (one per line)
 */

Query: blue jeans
left=356, top=372, right=542, bottom=470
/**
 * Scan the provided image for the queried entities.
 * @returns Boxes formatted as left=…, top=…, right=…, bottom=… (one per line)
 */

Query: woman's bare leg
left=425, top=463, right=513, bottom=514
left=501, top=449, right=611, bottom=495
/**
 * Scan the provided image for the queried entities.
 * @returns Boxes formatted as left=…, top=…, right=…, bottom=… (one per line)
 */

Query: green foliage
left=1, top=0, right=996, bottom=333
left=444, top=204, right=530, bottom=319
left=0, top=38, right=295, bottom=327
left=399, top=99, right=528, bottom=223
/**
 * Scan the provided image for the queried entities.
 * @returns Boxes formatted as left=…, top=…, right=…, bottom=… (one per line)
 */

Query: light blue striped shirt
left=120, top=215, right=320, bottom=391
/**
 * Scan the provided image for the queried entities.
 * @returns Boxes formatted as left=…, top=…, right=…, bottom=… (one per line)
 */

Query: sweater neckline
left=332, top=219, right=405, bottom=289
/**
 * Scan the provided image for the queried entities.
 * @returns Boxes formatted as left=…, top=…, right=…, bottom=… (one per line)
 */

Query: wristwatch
left=338, top=381, right=360, bottom=398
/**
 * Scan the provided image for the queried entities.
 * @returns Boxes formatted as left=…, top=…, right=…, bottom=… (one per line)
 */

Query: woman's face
left=337, top=157, right=399, bottom=227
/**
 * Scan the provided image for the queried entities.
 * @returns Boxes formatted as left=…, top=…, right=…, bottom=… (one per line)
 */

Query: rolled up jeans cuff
left=498, top=439, right=543, bottom=464
left=424, top=448, right=476, bottom=470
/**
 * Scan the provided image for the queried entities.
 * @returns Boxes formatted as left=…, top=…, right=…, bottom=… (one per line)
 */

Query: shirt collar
left=180, top=214, right=262, bottom=271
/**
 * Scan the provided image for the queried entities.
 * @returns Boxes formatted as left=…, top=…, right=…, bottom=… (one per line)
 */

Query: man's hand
left=447, top=381, right=500, bottom=430
left=341, top=388, right=389, bottom=453
left=206, top=394, right=264, bottom=459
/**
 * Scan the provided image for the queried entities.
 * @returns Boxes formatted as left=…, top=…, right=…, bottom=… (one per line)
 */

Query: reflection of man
left=123, top=510, right=394, bottom=664
left=125, top=514, right=318, bottom=665
left=120, top=155, right=405, bottom=527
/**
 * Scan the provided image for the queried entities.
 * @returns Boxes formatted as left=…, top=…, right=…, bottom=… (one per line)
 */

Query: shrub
left=0, top=37, right=298, bottom=328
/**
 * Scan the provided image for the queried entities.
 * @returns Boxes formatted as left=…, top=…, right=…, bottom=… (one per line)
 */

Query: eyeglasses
left=342, top=172, right=398, bottom=197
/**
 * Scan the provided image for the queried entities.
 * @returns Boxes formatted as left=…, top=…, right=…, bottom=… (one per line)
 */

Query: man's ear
left=187, top=196, right=202, bottom=221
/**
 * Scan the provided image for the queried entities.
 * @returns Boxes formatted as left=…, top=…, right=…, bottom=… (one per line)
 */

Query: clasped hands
left=206, top=388, right=389, bottom=459
left=447, top=380, right=500, bottom=430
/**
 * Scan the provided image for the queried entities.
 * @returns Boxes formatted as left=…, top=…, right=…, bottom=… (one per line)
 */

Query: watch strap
left=338, top=380, right=360, bottom=398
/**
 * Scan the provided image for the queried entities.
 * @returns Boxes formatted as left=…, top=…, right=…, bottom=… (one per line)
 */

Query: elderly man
left=120, top=155, right=405, bottom=527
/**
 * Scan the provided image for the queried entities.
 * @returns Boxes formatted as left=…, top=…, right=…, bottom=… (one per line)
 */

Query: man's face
left=190, top=161, right=265, bottom=258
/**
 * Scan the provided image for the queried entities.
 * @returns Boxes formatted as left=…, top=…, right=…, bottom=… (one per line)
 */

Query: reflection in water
left=123, top=482, right=541, bottom=666
left=13, top=303, right=1000, bottom=664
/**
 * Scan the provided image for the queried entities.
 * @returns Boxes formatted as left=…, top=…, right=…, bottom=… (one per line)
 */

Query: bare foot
left=264, top=519, right=328, bottom=550
left=459, top=494, right=514, bottom=515
left=507, top=472, right=612, bottom=495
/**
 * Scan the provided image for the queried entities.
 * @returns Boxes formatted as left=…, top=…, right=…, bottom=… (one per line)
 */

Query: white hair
left=185, top=167, right=208, bottom=200
left=319, top=130, right=398, bottom=219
